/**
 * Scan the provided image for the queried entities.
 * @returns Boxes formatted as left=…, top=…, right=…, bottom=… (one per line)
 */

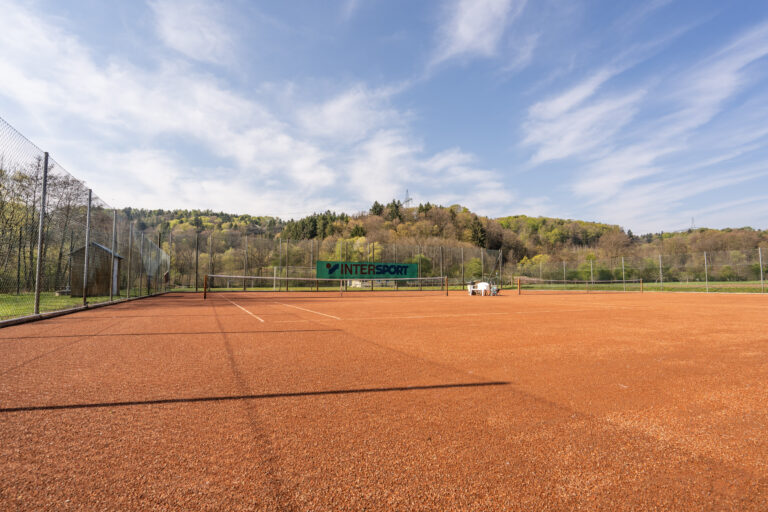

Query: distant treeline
left=120, top=201, right=766, bottom=264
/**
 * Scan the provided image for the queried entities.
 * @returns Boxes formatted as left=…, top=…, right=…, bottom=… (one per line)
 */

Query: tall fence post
left=82, top=189, right=92, bottom=306
left=126, top=224, right=133, bottom=297
left=109, top=209, right=116, bottom=301
left=17, top=227, right=22, bottom=295
left=278, top=239, right=282, bottom=292
left=138, top=232, right=144, bottom=296
left=208, top=232, right=213, bottom=277
left=621, top=256, right=626, bottom=291
left=440, top=245, right=444, bottom=279
left=589, top=260, right=593, bottom=283
left=704, top=252, right=709, bottom=292
left=563, top=261, right=566, bottom=283
left=461, top=247, right=464, bottom=286
left=156, top=232, right=161, bottom=294
left=659, top=253, right=664, bottom=291
left=243, top=233, right=248, bottom=291
left=33, top=152, right=49, bottom=315
left=194, top=232, right=199, bottom=292
left=500, top=249, right=504, bottom=290
left=759, top=247, right=764, bottom=293
left=286, top=240, right=290, bottom=292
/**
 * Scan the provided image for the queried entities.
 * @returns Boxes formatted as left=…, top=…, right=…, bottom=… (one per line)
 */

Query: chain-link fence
left=167, top=231, right=504, bottom=291
left=511, top=248, right=767, bottom=293
left=167, top=229, right=766, bottom=294
left=0, top=116, right=170, bottom=322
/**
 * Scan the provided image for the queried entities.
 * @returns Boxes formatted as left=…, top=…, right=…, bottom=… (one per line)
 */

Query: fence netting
left=169, top=230, right=765, bottom=295
left=0, top=116, right=169, bottom=321
left=167, top=233, right=505, bottom=291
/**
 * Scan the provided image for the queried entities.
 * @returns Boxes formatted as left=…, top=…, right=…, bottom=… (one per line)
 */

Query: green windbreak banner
left=316, top=261, right=418, bottom=279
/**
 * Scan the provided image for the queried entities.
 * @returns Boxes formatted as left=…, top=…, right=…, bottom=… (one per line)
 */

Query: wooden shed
left=70, top=242, right=123, bottom=297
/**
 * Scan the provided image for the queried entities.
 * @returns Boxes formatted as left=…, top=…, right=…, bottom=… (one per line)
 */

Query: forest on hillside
left=121, top=199, right=767, bottom=265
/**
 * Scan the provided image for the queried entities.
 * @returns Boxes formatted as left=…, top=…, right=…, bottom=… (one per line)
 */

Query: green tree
left=350, top=224, right=366, bottom=237
left=469, top=217, right=486, bottom=247
left=369, top=201, right=384, bottom=216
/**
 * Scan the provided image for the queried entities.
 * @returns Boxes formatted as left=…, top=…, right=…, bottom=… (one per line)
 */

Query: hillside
left=122, top=200, right=767, bottom=263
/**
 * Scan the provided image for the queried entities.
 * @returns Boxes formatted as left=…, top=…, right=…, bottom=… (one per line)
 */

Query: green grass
left=640, top=281, right=766, bottom=293
left=517, top=280, right=766, bottom=294
left=0, top=288, right=167, bottom=321
left=0, top=292, right=113, bottom=320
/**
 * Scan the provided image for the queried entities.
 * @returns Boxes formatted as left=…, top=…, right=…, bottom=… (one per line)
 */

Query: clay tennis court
left=1, top=290, right=766, bottom=510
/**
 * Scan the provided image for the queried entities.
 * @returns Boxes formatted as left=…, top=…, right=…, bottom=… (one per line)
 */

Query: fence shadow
left=1, top=381, right=509, bottom=414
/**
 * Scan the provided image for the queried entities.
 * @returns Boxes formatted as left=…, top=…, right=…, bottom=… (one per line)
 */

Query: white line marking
left=276, top=302, right=341, bottom=320
left=225, top=299, right=265, bottom=322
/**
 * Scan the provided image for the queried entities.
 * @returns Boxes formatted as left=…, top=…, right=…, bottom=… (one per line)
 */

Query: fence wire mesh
left=0, top=116, right=169, bottom=321
left=167, top=230, right=505, bottom=291
left=512, top=248, right=767, bottom=293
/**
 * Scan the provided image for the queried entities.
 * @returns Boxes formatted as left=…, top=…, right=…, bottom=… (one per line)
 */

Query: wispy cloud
left=503, top=33, right=539, bottom=72
left=521, top=17, right=768, bottom=230
left=297, top=85, right=405, bottom=143
left=0, top=0, right=516, bottom=218
left=340, top=0, right=360, bottom=22
left=431, top=0, right=527, bottom=66
left=525, top=88, right=646, bottom=163
left=149, top=0, right=234, bottom=65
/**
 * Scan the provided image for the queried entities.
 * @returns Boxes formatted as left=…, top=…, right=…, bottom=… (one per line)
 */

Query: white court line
left=344, top=307, right=639, bottom=321
left=276, top=302, right=341, bottom=320
left=225, top=298, right=265, bottom=322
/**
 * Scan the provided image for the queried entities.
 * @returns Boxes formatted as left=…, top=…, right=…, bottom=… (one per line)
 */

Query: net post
left=517, top=277, right=521, bottom=295
left=339, top=278, right=343, bottom=297
left=640, top=278, right=643, bottom=293
left=203, top=274, right=208, bottom=299
left=445, top=276, right=448, bottom=296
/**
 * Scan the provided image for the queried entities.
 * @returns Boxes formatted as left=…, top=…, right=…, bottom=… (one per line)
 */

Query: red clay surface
left=1, top=290, right=766, bottom=510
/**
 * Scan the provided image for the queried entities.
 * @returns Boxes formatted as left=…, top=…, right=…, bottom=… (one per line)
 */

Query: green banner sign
left=316, top=261, right=418, bottom=279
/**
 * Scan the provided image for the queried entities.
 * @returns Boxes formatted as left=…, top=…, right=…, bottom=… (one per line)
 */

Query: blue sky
left=1, top=0, right=767, bottom=233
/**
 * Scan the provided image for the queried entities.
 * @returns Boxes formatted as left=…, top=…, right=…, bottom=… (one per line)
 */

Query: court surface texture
left=1, top=291, right=766, bottom=510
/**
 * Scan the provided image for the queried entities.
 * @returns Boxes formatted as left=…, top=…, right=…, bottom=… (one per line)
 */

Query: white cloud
left=432, top=0, right=526, bottom=66
left=504, top=33, right=539, bottom=72
left=528, top=67, right=620, bottom=120
left=297, top=85, right=404, bottom=143
left=341, top=0, right=360, bottom=22
left=521, top=19, right=768, bottom=231
left=0, top=0, right=519, bottom=219
left=525, top=89, right=645, bottom=163
left=149, top=0, right=234, bottom=64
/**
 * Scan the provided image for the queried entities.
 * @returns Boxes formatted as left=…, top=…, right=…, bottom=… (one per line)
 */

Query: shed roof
left=70, top=242, right=124, bottom=259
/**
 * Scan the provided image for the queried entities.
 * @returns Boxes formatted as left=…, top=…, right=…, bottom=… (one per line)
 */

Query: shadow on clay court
left=0, top=329, right=343, bottom=340
left=0, top=381, right=509, bottom=414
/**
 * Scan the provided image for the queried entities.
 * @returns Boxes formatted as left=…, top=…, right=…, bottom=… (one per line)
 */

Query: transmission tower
left=403, top=189, right=413, bottom=208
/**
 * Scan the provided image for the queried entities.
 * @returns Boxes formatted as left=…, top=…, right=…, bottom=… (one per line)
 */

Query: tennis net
left=517, top=277, right=643, bottom=294
left=203, top=274, right=448, bottom=298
